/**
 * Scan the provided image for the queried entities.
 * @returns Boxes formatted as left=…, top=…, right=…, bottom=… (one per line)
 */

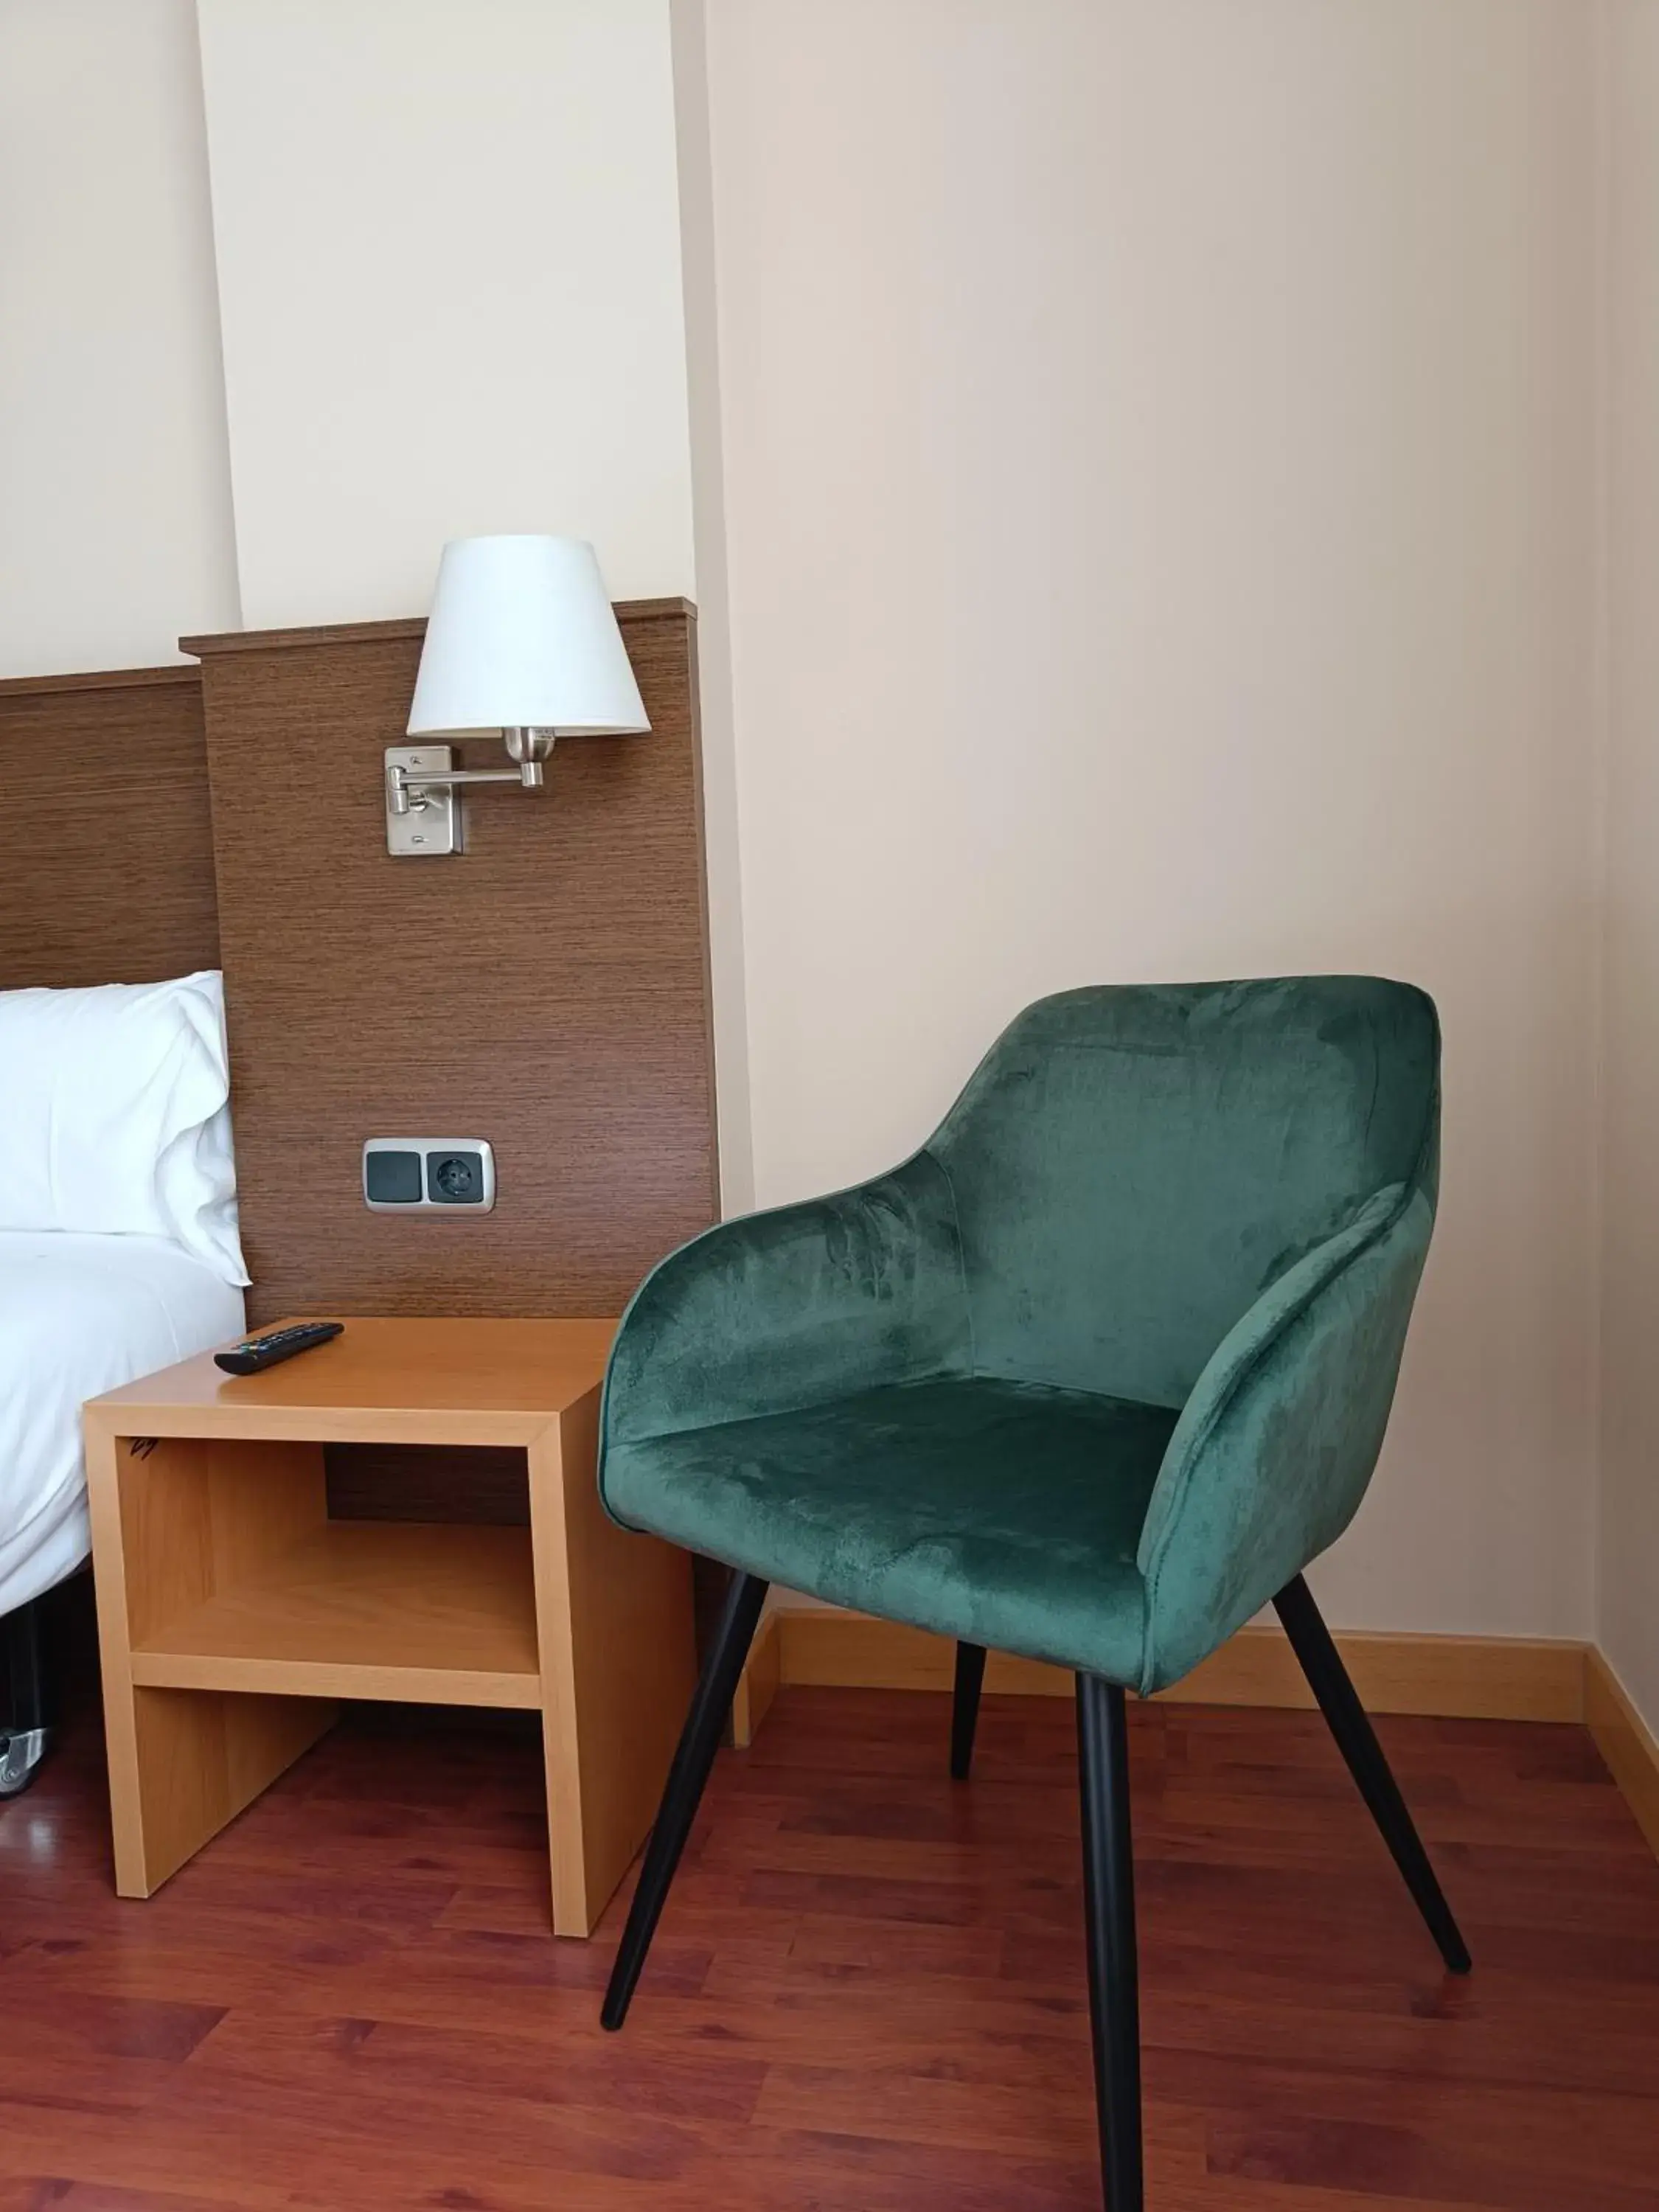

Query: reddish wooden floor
left=1, top=1679, right=1658, bottom=2210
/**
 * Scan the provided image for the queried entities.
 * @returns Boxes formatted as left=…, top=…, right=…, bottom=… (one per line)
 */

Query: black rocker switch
left=364, top=1149, right=424, bottom=1205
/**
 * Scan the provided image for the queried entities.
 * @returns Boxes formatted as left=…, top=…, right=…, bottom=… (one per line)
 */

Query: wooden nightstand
left=83, top=1317, right=695, bottom=1937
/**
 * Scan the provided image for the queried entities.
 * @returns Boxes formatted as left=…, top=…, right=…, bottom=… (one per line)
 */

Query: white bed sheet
left=0, top=1231, right=245, bottom=1617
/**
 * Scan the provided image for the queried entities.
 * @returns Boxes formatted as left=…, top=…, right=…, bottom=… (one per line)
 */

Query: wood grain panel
left=0, top=664, right=218, bottom=987
left=324, top=1441, right=529, bottom=1524
left=187, top=603, right=715, bottom=1329
left=186, top=613, right=711, bottom=1521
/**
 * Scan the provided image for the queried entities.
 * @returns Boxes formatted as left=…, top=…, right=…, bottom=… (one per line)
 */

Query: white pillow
left=0, top=970, right=249, bottom=1287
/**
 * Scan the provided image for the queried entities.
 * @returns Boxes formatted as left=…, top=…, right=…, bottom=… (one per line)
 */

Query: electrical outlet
left=363, top=1138, right=495, bottom=1211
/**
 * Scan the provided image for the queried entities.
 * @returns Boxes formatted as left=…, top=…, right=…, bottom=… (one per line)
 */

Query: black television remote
left=215, top=1321, right=345, bottom=1376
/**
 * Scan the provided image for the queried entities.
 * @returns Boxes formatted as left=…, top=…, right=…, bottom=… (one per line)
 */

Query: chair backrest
left=928, top=976, right=1439, bottom=1410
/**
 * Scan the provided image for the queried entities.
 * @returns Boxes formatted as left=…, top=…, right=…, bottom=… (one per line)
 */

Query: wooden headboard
left=2, top=611, right=716, bottom=1532
left=0, top=665, right=219, bottom=988
left=183, top=602, right=717, bottom=1328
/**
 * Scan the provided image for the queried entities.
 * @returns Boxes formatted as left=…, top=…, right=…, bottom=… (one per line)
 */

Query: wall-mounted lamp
left=386, top=534, right=649, bottom=856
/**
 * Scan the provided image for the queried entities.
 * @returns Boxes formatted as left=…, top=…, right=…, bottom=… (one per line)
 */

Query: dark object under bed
left=1, top=1594, right=50, bottom=1796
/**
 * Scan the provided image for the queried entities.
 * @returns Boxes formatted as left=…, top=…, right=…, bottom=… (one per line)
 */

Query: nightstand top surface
left=85, top=1315, right=618, bottom=1446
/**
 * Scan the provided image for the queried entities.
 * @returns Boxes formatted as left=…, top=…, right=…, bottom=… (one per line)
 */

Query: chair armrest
left=1134, top=1182, right=1433, bottom=1693
left=601, top=1148, right=972, bottom=1452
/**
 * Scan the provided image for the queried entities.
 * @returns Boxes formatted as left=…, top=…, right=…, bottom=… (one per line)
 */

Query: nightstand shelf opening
left=130, top=1520, right=541, bottom=1708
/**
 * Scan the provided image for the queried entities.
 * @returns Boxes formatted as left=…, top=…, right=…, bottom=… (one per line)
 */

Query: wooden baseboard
left=1585, top=1648, right=1659, bottom=1860
left=729, top=1607, right=1659, bottom=1863
left=761, top=1607, right=1587, bottom=1723
left=729, top=1609, right=781, bottom=1748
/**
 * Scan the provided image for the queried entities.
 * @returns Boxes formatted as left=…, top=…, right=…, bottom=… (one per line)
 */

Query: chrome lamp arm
left=386, top=755, right=543, bottom=817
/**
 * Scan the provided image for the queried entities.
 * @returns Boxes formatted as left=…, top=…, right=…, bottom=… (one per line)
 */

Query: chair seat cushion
left=602, top=1377, right=1180, bottom=1684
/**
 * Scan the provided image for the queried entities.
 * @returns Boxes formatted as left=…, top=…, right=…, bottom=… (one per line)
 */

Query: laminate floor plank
left=1, top=1683, right=1656, bottom=2207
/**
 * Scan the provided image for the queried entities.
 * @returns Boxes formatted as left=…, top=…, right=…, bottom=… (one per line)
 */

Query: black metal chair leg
left=1077, top=1673, right=1143, bottom=2212
left=601, top=1571, right=769, bottom=2031
left=1273, top=1573, right=1471, bottom=1975
left=950, top=1640, right=987, bottom=1779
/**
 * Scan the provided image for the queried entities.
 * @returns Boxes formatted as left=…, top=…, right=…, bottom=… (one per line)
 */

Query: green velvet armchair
left=597, top=977, right=1468, bottom=2212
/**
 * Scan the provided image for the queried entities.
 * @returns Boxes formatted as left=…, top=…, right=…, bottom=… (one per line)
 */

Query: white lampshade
left=407, top=535, right=649, bottom=736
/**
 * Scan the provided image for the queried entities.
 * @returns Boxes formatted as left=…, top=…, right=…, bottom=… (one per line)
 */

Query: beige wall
left=671, top=0, right=755, bottom=1210
left=1599, top=0, right=1659, bottom=1731
left=0, top=0, right=238, bottom=674
left=194, top=0, right=697, bottom=625
left=698, top=0, right=1602, bottom=1636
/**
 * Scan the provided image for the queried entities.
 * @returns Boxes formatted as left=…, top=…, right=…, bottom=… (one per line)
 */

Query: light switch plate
left=385, top=745, right=460, bottom=856
left=364, top=1137, right=495, bottom=1211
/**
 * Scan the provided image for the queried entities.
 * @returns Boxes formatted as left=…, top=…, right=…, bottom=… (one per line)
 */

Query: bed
left=1, top=669, right=241, bottom=1797
left=0, top=967, right=249, bottom=1795
left=0, top=1230, right=246, bottom=1621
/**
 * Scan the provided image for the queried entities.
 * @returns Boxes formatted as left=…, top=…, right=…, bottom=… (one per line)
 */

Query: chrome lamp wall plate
left=385, top=745, right=461, bottom=856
